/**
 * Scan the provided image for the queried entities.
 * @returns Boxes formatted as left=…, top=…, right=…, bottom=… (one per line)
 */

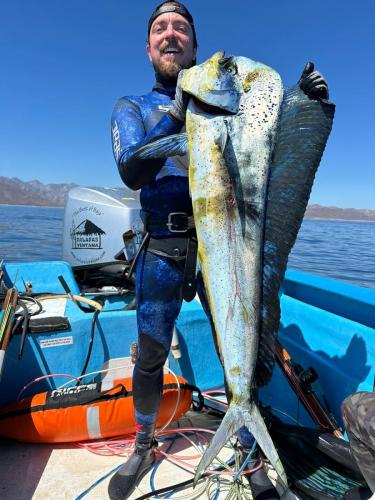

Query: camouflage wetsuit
left=342, top=391, right=375, bottom=493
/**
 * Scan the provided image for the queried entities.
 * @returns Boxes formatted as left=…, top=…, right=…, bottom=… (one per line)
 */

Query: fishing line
left=271, top=407, right=303, bottom=425
left=133, top=476, right=208, bottom=500
left=149, top=429, right=178, bottom=499
left=17, top=373, right=80, bottom=400
left=156, top=366, right=181, bottom=434
left=56, top=368, right=255, bottom=497
left=75, top=425, right=257, bottom=498
left=149, top=429, right=210, bottom=500
left=232, top=439, right=257, bottom=481
left=57, top=364, right=130, bottom=389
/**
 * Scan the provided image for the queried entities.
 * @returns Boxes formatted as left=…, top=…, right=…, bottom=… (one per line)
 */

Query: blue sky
left=1, top=1, right=374, bottom=209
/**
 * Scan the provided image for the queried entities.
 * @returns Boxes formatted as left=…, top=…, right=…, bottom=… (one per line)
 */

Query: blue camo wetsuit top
left=111, top=82, right=254, bottom=449
left=111, top=83, right=192, bottom=224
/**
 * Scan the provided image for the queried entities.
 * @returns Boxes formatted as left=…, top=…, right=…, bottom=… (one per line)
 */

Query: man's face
left=147, top=11, right=196, bottom=80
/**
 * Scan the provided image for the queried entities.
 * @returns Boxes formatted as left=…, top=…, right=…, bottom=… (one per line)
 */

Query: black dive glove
left=169, top=70, right=189, bottom=122
left=298, top=62, right=329, bottom=100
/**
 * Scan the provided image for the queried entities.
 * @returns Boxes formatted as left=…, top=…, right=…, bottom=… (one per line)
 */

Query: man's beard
left=153, top=38, right=195, bottom=85
left=153, top=58, right=193, bottom=85
left=153, top=59, right=182, bottom=83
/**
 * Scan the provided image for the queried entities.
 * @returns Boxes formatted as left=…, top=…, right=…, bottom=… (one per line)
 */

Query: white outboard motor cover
left=63, top=187, right=142, bottom=266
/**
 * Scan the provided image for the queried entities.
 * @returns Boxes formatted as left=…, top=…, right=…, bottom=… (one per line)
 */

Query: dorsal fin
left=256, top=86, right=335, bottom=387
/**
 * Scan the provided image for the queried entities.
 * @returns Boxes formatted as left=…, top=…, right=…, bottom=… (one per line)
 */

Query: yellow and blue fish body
left=136, top=51, right=335, bottom=495
left=180, top=51, right=289, bottom=489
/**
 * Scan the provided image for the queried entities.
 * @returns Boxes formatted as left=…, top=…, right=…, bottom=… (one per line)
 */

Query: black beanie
left=147, top=1, right=197, bottom=48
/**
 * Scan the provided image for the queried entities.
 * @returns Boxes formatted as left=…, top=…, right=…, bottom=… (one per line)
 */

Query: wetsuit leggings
left=133, top=249, right=254, bottom=448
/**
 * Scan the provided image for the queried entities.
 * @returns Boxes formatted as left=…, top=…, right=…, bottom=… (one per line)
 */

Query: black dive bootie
left=108, top=422, right=157, bottom=500
left=240, top=448, right=280, bottom=500
left=107, top=443, right=156, bottom=499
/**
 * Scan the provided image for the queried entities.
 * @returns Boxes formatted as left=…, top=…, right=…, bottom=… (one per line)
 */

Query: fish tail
left=194, top=401, right=289, bottom=490
left=243, top=402, right=289, bottom=493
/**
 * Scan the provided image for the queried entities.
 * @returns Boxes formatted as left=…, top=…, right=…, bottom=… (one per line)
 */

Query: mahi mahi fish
left=136, top=51, right=335, bottom=494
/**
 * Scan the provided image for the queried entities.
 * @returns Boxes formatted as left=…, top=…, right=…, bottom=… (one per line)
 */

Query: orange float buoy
left=0, top=374, right=194, bottom=443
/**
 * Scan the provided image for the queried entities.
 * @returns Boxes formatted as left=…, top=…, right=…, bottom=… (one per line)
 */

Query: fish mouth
left=191, top=96, right=236, bottom=116
left=180, top=51, right=241, bottom=114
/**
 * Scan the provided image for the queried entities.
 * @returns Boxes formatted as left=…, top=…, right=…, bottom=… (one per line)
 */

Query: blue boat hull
left=1, top=261, right=374, bottom=431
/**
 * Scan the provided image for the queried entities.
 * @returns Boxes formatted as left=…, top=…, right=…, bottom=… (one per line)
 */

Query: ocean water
left=0, top=205, right=64, bottom=263
left=289, top=219, right=375, bottom=289
left=0, top=205, right=374, bottom=289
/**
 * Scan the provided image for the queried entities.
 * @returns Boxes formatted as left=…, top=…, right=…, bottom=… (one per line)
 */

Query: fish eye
left=226, top=65, right=237, bottom=75
left=219, top=56, right=237, bottom=75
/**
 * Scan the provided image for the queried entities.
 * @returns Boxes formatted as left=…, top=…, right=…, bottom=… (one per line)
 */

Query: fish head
left=182, top=52, right=283, bottom=167
left=180, top=51, right=241, bottom=114
left=181, top=52, right=282, bottom=117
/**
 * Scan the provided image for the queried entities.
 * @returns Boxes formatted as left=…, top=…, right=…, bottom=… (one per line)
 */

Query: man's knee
left=137, top=333, right=168, bottom=372
left=342, top=392, right=375, bottom=441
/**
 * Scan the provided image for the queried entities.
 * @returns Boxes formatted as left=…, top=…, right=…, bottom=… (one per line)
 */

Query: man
left=109, top=3, right=329, bottom=498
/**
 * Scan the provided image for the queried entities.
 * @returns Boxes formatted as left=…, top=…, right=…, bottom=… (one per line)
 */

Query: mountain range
left=305, top=204, right=375, bottom=221
left=1, top=177, right=374, bottom=221
left=0, top=177, right=78, bottom=207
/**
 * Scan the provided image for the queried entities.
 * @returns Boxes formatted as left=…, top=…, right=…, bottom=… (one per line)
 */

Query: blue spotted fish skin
left=180, top=54, right=334, bottom=494
left=180, top=52, right=290, bottom=489
left=183, top=54, right=283, bottom=401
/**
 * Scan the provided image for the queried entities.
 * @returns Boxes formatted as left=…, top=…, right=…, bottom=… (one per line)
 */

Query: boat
left=0, top=187, right=374, bottom=498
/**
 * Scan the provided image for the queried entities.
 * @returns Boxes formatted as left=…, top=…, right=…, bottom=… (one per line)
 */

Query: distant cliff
left=0, top=177, right=78, bottom=207
left=0, top=177, right=374, bottom=221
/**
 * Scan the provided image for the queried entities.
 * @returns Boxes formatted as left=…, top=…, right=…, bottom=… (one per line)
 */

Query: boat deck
left=0, top=409, right=268, bottom=500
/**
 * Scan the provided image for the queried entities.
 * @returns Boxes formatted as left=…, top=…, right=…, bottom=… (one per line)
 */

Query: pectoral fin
left=135, top=133, right=188, bottom=160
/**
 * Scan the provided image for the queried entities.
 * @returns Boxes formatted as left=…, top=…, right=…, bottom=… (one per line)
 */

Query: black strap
left=143, top=212, right=195, bottom=233
left=165, top=382, right=204, bottom=412
left=126, top=232, right=150, bottom=280
left=182, top=236, right=198, bottom=302
left=0, top=382, right=203, bottom=420
left=147, top=237, right=189, bottom=261
left=189, top=384, right=204, bottom=412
